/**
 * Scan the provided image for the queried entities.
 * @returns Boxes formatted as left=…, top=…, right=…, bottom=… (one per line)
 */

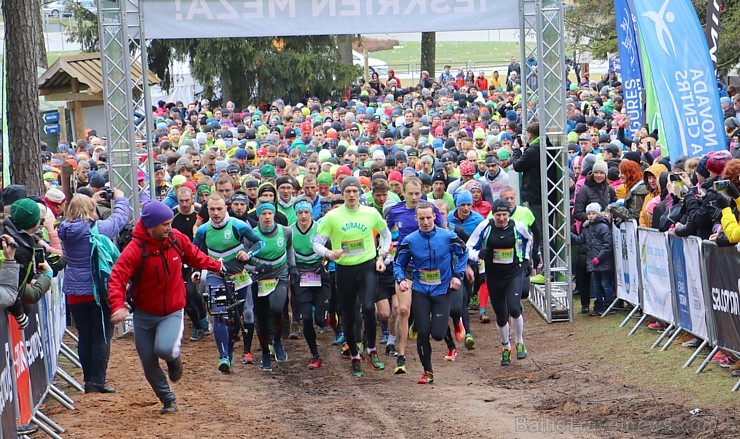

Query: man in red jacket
left=109, top=200, right=223, bottom=415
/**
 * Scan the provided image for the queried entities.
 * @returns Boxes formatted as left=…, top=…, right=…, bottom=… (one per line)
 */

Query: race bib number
left=299, top=272, right=322, bottom=288
left=257, top=279, right=278, bottom=297
left=478, top=259, right=485, bottom=274
left=419, top=269, right=441, bottom=286
left=492, top=248, right=514, bottom=264
left=229, top=270, right=252, bottom=290
left=341, top=238, right=365, bottom=256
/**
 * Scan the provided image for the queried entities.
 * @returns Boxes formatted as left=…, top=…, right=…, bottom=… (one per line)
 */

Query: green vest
left=205, top=218, right=242, bottom=262
left=291, top=221, right=321, bottom=268
left=252, top=226, right=287, bottom=268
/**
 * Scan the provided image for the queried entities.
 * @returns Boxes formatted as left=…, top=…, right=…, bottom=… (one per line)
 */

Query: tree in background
left=2, top=0, right=44, bottom=194
left=565, top=0, right=739, bottom=77
left=420, top=32, right=436, bottom=85
left=68, top=12, right=358, bottom=105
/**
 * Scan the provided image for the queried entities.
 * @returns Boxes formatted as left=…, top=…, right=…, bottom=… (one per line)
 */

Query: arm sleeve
left=572, top=189, right=589, bottom=223
left=312, top=233, right=330, bottom=258
left=466, top=220, right=489, bottom=262
left=374, top=211, right=392, bottom=254
left=107, top=243, right=142, bottom=313
left=595, top=224, right=613, bottom=261
left=720, top=207, right=740, bottom=244
left=238, top=223, right=264, bottom=257
left=516, top=221, right=533, bottom=261
left=98, top=196, right=130, bottom=238
left=617, top=126, right=633, bottom=148
left=512, top=146, right=538, bottom=173
left=451, top=235, right=468, bottom=276
left=181, top=233, right=221, bottom=272
left=284, top=227, right=296, bottom=268
left=19, top=274, right=52, bottom=304
left=393, top=240, right=411, bottom=282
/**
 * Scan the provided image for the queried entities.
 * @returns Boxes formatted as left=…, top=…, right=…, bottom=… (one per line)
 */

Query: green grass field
left=371, top=41, right=519, bottom=73
left=564, top=310, right=739, bottom=408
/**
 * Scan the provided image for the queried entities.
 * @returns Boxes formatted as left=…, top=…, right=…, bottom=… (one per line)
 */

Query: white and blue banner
left=136, top=0, right=528, bottom=39
left=639, top=228, right=674, bottom=324
left=614, top=221, right=640, bottom=306
left=668, top=235, right=708, bottom=340
left=630, top=0, right=725, bottom=159
left=614, top=0, right=643, bottom=136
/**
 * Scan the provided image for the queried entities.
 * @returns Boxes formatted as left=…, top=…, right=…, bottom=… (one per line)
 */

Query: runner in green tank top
left=193, top=194, right=264, bottom=373
left=291, top=199, right=330, bottom=370
left=249, top=197, right=297, bottom=372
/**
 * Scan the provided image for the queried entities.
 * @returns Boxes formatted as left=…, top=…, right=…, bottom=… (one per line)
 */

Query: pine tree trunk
left=336, top=35, right=353, bottom=66
left=2, top=0, right=44, bottom=195
left=420, top=32, right=436, bottom=83
left=35, top=0, right=48, bottom=68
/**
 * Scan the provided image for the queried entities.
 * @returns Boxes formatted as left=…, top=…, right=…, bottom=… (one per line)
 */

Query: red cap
left=301, top=120, right=312, bottom=133
left=326, top=129, right=338, bottom=139
left=181, top=181, right=197, bottom=194
left=388, top=171, right=403, bottom=183
left=257, top=147, right=268, bottom=157
left=336, top=165, right=352, bottom=177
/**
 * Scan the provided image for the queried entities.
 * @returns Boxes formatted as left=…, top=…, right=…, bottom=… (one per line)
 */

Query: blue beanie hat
left=499, top=132, right=513, bottom=143
left=141, top=200, right=174, bottom=228
left=455, top=190, right=473, bottom=207
left=235, top=148, right=247, bottom=159
left=255, top=202, right=276, bottom=216
left=506, top=110, right=518, bottom=121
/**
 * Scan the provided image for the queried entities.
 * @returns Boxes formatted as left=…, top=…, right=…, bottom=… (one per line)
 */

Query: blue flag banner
left=630, top=0, right=725, bottom=159
left=614, top=0, right=643, bottom=136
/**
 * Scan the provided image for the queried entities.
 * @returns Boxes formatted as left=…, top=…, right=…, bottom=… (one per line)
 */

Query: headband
left=294, top=200, right=312, bottom=212
left=255, top=203, right=276, bottom=216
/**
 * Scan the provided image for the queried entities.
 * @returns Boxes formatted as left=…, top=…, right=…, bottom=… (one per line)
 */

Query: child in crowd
left=571, top=202, right=613, bottom=316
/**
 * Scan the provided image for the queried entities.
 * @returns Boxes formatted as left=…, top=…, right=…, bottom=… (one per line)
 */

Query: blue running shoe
left=332, top=332, right=345, bottom=346
left=274, top=341, right=288, bottom=362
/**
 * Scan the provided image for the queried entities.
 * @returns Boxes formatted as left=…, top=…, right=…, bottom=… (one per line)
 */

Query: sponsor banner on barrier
left=639, top=228, right=674, bottom=323
left=137, top=0, right=526, bottom=39
left=615, top=221, right=640, bottom=305
left=705, top=244, right=740, bottom=353
left=613, top=223, right=625, bottom=299
left=0, top=314, right=16, bottom=438
left=23, top=306, right=47, bottom=409
left=39, top=296, right=56, bottom=382
left=669, top=236, right=708, bottom=340
left=52, top=275, right=65, bottom=358
left=9, top=318, right=31, bottom=426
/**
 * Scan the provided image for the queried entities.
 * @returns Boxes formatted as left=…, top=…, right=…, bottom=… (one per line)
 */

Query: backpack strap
left=125, top=239, right=149, bottom=310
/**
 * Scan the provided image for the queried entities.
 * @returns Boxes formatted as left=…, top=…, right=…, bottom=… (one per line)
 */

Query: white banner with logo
left=614, top=220, right=640, bottom=306
left=136, top=0, right=526, bottom=39
left=638, top=227, right=674, bottom=324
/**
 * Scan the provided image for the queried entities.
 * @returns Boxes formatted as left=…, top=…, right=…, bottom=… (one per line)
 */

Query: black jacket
left=511, top=137, right=542, bottom=206
left=573, top=176, right=616, bottom=223
left=571, top=216, right=612, bottom=272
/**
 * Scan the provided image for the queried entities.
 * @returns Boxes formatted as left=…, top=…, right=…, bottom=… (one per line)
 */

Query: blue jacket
left=448, top=209, right=485, bottom=237
left=393, top=226, right=468, bottom=297
left=162, top=188, right=178, bottom=208
left=58, top=197, right=130, bottom=296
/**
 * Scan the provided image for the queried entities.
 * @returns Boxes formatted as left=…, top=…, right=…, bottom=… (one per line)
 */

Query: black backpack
left=117, top=223, right=135, bottom=252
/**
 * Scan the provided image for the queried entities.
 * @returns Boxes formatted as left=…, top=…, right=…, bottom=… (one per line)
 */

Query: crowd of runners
left=4, top=59, right=739, bottom=414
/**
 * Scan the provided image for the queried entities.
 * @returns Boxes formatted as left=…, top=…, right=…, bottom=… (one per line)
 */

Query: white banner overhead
left=137, top=0, right=525, bottom=39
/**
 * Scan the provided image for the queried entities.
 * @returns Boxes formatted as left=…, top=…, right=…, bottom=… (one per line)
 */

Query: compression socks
left=478, top=280, right=489, bottom=314
left=497, top=323, right=511, bottom=349
left=512, top=315, right=524, bottom=344
left=387, top=335, right=397, bottom=346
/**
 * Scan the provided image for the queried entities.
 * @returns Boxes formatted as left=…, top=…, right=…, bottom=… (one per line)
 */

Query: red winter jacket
left=108, top=220, right=222, bottom=316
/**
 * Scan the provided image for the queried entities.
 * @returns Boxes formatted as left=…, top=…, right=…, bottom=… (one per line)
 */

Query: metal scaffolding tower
left=519, top=0, right=573, bottom=323
left=97, top=0, right=154, bottom=219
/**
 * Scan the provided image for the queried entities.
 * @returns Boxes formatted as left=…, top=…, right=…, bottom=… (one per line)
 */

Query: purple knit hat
left=141, top=200, right=174, bottom=228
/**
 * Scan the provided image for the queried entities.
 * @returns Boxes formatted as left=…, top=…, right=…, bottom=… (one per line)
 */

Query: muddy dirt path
left=46, top=305, right=732, bottom=438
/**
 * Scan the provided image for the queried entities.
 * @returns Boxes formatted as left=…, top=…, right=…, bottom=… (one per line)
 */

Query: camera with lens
left=100, top=187, right=116, bottom=200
